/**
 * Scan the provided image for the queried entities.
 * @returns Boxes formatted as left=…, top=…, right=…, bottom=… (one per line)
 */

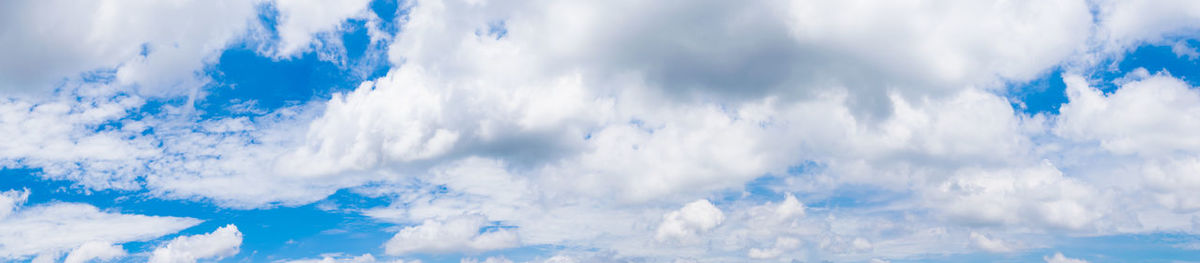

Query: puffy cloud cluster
left=926, top=163, right=1106, bottom=231
left=1056, top=72, right=1200, bottom=157
left=329, top=0, right=1200, bottom=260
left=149, top=224, right=244, bottom=263
left=1047, top=71, right=1200, bottom=233
left=7, top=0, right=1200, bottom=261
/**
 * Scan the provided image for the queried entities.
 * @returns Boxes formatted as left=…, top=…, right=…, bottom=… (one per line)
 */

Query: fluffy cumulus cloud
left=384, top=214, right=519, bottom=255
left=655, top=200, right=725, bottom=243
left=7, top=0, right=1200, bottom=262
left=148, top=224, right=243, bottom=263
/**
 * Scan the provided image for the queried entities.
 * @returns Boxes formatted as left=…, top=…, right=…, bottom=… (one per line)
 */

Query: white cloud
left=1173, top=41, right=1200, bottom=60
left=0, top=84, right=158, bottom=190
left=63, top=241, right=126, bottom=263
left=537, top=255, right=579, bottom=263
left=0, top=190, right=200, bottom=260
left=0, top=0, right=1098, bottom=213
left=384, top=215, right=519, bottom=255
left=0, top=0, right=388, bottom=97
left=271, top=0, right=376, bottom=57
left=1094, top=0, right=1200, bottom=53
left=149, top=224, right=243, bottom=263
left=968, top=232, right=1018, bottom=253
left=460, top=257, right=512, bottom=263
left=1054, top=72, right=1200, bottom=215
left=0, top=0, right=261, bottom=96
left=284, top=253, right=417, bottom=263
left=655, top=200, right=724, bottom=243
left=1044, top=252, right=1089, bottom=263
left=927, top=162, right=1105, bottom=231
left=747, top=237, right=801, bottom=259
left=0, top=189, right=29, bottom=219
left=1057, top=72, right=1200, bottom=157
left=389, top=0, right=1091, bottom=103
left=10, top=0, right=1200, bottom=261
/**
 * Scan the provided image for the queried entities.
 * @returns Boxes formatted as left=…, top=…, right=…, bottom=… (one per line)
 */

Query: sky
left=3, top=0, right=1200, bottom=262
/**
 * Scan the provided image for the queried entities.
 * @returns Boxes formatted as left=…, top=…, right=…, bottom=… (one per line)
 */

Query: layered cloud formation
left=3, top=0, right=1200, bottom=262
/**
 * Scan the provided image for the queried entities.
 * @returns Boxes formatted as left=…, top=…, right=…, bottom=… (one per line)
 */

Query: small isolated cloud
left=1173, top=41, right=1200, bottom=60
left=149, top=224, right=243, bottom=263
left=655, top=199, right=725, bottom=243
left=1044, top=252, right=1089, bottom=263
left=968, top=232, right=1018, bottom=253
left=384, top=215, right=519, bottom=255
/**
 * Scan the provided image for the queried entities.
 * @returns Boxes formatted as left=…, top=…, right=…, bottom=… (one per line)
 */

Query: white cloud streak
left=0, top=189, right=200, bottom=261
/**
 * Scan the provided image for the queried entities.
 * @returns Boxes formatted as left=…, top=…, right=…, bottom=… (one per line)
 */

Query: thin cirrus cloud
left=1, top=0, right=1200, bottom=262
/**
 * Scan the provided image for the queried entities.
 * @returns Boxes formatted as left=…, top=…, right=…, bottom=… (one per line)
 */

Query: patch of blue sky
left=370, top=0, right=406, bottom=35
left=797, top=184, right=908, bottom=213
left=1115, top=39, right=1200, bottom=86
left=195, top=0, right=393, bottom=119
left=730, top=173, right=791, bottom=203
left=343, top=21, right=374, bottom=61
left=729, top=160, right=906, bottom=210
left=255, top=2, right=281, bottom=40
left=1008, top=40, right=1200, bottom=116
left=199, top=47, right=352, bottom=117
left=199, top=35, right=385, bottom=117
left=478, top=20, right=508, bottom=40
left=1008, top=68, right=1068, bottom=115
left=721, top=161, right=821, bottom=204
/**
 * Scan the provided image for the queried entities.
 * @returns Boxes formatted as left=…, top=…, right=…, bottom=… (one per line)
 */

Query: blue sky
left=4, top=0, right=1200, bottom=263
